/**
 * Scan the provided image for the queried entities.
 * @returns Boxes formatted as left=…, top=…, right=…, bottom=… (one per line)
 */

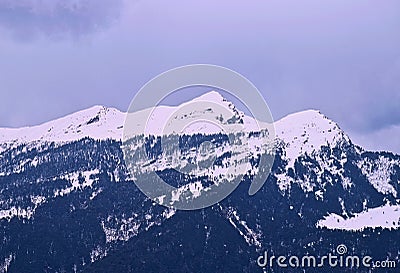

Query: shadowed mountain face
left=0, top=93, right=399, bottom=272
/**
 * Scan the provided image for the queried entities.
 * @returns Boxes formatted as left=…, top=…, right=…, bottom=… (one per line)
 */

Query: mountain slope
left=0, top=106, right=124, bottom=145
left=0, top=92, right=399, bottom=272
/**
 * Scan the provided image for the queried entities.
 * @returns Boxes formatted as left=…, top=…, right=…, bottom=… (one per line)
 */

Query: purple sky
left=0, top=0, right=399, bottom=153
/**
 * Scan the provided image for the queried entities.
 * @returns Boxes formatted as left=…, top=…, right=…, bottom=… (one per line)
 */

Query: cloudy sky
left=0, top=0, right=399, bottom=153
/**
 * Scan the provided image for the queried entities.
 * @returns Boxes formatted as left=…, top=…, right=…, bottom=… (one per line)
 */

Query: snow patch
left=357, top=156, right=397, bottom=197
left=224, top=206, right=262, bottom=249
left=0, top=253, right=14, bottom=273
left=317, top=204, right=400, bottom=231
left=54, top=169, right=99, bottom=197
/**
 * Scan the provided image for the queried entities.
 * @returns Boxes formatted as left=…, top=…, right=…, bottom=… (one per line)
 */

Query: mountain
left=0, top=91, right=399, bottom=272
left=0, top=106, right=124, bottom=144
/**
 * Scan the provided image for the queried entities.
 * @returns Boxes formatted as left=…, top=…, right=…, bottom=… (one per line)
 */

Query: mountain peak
left=0, top=105, right=125, bottom=145
left=277, top=109, right=326, bottom=122
left=275, top=109, right=339, bottom=132
left=193, top=91, right=226, bottom=103
left=124, top=91, right=245, bottom=136
left=275, top=109, right=349, bottom=167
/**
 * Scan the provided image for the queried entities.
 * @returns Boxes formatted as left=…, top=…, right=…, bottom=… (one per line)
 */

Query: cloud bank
left=0, top=0, right=123, bottom=39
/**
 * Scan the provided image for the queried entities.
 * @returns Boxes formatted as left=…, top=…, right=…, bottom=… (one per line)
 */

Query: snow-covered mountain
left=0, top=92, right=398, bottom=223
left=0, top=91, right=345, bottom=150
left=0, top=91, right=399, bottom=272
left=275, top=109, right=351, bottom=166
left=0, top=91, right=258, bottom=144
left=0, top=106, right=124, bottom=146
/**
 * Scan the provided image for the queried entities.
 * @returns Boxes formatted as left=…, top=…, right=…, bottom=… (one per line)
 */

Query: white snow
left=1, top=92, right=398, bottom=216
left=0, top=93, right=346, bottom=177
left=90, top=245, right=108, bottom=263
left=162, top=208, right=176, bottom=219
left=316, top=203, right=400, bottom=231
left=225, top=206, right=262, bottom=248
left=275, top=173, right=293, bottom=192
left=357, top=156, right=398, bottom=198
left=0, top=195, right=46, bottom=221
left=123, top=90, right=268, bottom=139
left=0, top=253, right=14, bottom=273
left=0, top=106, right=125, bottom=145
left=0, top=93, right=380, bottom=173
left=54, top=169, right=99, bottom=197
left=0, top=91, right=273, bottom=148
left=101, top=216, right=141, bottom=243
left=315, top=190, right=324, bottom=201
left=275, top=109, right=349, bottom=168
left=0, top=169, right=99, bottom=221
left=0, top=91, right=398, bottom=241
left=0, top=206, right=36, bottom=221
left=101, top=206, right=177, bottom=243
left=90, top=188, right=103, bottom=201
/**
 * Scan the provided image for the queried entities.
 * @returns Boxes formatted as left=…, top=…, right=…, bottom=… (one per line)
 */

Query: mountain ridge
left=0, top=92, right=367, bottom=156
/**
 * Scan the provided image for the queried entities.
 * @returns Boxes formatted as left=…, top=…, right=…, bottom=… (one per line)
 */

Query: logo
left=336, top=244, right=347, bottom=255
left=257, top=244, right=397, bottom=270
left=122, top=64, right=275, bottom=210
